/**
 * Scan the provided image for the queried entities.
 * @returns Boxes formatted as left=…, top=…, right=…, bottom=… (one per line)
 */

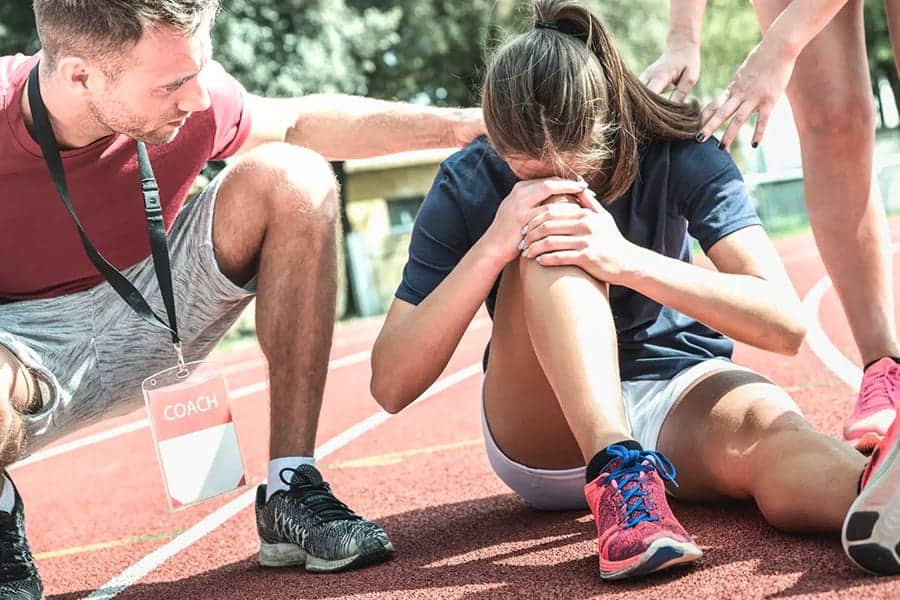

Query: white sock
left=267, top=456, right=316, bottom=500
left=0, top=474, right=15, bottom=513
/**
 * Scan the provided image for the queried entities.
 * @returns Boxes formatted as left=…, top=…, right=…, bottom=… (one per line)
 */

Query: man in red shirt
left=0, top=2, right=483, bottom=596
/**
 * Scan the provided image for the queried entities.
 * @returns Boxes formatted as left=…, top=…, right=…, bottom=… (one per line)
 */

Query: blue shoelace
left=599, top=445, right=678, bottom=529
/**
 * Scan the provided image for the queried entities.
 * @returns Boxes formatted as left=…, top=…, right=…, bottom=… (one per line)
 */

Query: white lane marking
left=801, top=243, right=900, bottom=390
left=85, top=362, right=484, bottom=600
left=802, top=275, right=862, bottom=390
left=18, top=317, right=492, bottom=468
left=12, top=350, right=375, bottom=471
left=12, top=420, right=152, bottom=470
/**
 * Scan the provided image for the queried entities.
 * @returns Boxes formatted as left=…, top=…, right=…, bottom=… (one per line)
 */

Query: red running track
left=18, top=224, right=900, bottom=599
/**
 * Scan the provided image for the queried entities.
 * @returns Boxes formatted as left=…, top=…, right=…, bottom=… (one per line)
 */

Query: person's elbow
left=370, top=353, right=409, bottom=414
left=772, top=314, right=808, bottom=356
left=370, top=377, right=407, bottom=414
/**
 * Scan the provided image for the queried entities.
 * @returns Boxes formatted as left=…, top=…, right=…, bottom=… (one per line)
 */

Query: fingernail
left=751, top=141, right=759, bottom=149
left=517, top=239, right=525, bottom=251
left=696, top=133, right=706, bottom=143
left=523, top=248, right=529, bottom=258
left=536, top=256, right=543, bottom=264
left=521, top=225, right=528, bottom=235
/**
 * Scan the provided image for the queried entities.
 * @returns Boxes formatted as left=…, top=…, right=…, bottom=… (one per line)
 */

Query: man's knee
left=0, top=349, right=33, bottom=468
left=230, top=143, right=339, bottom=228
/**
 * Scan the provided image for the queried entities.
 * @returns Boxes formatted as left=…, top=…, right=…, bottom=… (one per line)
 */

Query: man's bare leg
left=211, top=142, right=393, bottom=572
left=212, top=143, right=338, bottom=460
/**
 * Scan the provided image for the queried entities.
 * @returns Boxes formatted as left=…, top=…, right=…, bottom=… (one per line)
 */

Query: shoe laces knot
left=861, top=367, right=896, bottom=410
left=279, top=467, right=361, bottom=523
left=600, top=446, right=678, bottom=529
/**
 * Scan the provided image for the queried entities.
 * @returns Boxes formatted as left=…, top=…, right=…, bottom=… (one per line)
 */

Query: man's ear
left=55, top=55, right=104, bottom=94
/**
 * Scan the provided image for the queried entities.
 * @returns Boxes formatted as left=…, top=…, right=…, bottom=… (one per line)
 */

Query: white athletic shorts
left=481, top=358, right=769, bottom=511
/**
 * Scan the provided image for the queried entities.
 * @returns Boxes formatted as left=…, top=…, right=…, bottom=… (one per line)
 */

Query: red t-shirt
left=0, top=53, right=253, bottom=302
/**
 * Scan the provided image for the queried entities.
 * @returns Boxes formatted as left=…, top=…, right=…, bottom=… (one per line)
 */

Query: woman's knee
left=791, top=96, right=875, bottom=147
left=667, top=380, right=807, bottom=499
left=736, top=396, right=810, bottom=447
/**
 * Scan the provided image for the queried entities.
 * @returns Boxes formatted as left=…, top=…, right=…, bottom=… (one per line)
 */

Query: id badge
left=143, top=360, right=248, bottom=510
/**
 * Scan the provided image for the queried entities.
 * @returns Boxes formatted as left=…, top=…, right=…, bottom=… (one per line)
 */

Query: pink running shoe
left=844, top=358, right=900, bottom=453
left=842, top=404, right=900, bottom=575
left=584, top=445, right=702, bottom=580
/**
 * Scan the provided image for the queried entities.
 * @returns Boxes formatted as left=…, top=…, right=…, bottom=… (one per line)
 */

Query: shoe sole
left=258, top=538, right=395, bottom=573
left=600, top=537, right=703, bottom=580
left=842, top=431, right=900, bottom=575
left=848, top=432, right=883, bottom=455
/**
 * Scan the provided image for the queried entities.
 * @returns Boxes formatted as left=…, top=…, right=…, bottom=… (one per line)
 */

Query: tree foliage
left=213, top=0, right=401, bottom=96
left=0, top=0, right=891, bottom=117
left=865, top=0, right=900, bottom=123
left=0, top=5, right=40, bottom=56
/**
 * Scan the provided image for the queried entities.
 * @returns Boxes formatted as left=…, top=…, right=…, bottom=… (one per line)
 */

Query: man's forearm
left=283, top=94, right=476, bottom=160
left=666, top=0, right=707, bottom=46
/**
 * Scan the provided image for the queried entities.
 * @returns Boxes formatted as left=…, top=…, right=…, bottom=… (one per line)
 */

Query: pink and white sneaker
left=842, top=405, right=900, bottom=575
left=844, top=358, right=900, bottom=453
left=584, top=446, right=702, bottom=580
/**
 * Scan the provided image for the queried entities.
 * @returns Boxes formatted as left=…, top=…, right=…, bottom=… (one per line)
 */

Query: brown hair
left=482, top=0, right=701, bottom=203
left=33, top=0, right=220, bottom=73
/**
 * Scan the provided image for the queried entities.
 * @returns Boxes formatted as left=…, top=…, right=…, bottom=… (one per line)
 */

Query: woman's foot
left=584, top=445, right=702, bottom=580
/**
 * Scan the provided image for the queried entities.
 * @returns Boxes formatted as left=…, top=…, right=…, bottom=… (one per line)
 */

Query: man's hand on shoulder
left=450, top=107, right=485, bottom=148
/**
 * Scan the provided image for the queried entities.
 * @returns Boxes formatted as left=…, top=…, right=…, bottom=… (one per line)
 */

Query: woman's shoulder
left=433, top=136, right=516, bottom=208
left=441, top=136, right=515, bottom=181
left=642, top=136, right=742, bottom=182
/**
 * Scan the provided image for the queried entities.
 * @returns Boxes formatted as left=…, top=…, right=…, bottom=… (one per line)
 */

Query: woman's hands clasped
left=481, top=177, right=588, bottom=264
left=519, top=186, right=640, bottom=285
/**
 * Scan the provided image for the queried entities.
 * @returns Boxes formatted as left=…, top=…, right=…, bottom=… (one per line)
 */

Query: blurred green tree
left=0, top=5, right=40, bottom=55
left=213, top=0, right=401, bottom=96
left=865, top=0, right=900, bottom=125
left=693, top=0, right=761, bottom=101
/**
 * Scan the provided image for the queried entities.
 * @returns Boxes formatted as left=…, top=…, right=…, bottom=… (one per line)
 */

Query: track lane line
left=84, top=362, right=484, bottom=600
left=802, top=275, right=862, bottom=390
left=15, top=319, right=491, bottom=470
left=13, top=350, right=370, bottom=470
left=800, top=243, right=900, bottom=389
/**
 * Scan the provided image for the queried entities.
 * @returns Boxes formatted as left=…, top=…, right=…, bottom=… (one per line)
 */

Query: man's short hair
left=33, top=1, right=220, bottom=73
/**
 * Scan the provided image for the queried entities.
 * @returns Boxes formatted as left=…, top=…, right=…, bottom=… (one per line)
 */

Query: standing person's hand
left=640, top=41, right=702, bottom=103
left=481, top=177, right=588, bottom=264
left=697, top=41, right=796, bottom=150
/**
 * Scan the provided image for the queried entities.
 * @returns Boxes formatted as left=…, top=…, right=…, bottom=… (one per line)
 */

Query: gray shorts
left=0, top=171, right=255, bottom=455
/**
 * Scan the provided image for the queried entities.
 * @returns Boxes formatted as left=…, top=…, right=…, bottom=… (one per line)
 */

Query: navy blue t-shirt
left=395, top=136, right=761, bottom=381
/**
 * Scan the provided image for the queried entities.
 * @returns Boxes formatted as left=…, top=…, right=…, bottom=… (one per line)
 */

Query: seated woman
left=369, top=0, right=900, bottom=581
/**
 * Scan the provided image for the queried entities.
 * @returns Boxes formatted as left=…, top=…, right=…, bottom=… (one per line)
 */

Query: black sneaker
left=255, top=464, right=394, bottom=573
left=0, top=477, right=43, bottom=599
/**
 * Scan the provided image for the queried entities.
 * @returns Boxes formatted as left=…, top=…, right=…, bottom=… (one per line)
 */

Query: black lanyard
left=27, top=64, right=184, bottom=365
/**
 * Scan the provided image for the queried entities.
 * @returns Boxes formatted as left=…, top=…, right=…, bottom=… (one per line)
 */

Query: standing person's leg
left=206, top=143, right=394, bottom=572
left=753, top=0, right=899, bottom=451
left=657, top=364, right=900, bottom=574
left=483, top=257, right=701, bottom=580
